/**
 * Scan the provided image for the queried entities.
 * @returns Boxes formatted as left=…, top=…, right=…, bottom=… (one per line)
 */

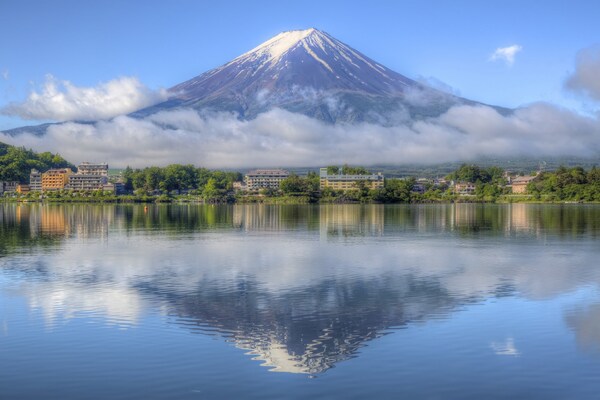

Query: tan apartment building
left=41, top=168, right=73, bottom=191
left=16, top=184, right=30, bottom=194
left=319, top=168, right=384, bottom=191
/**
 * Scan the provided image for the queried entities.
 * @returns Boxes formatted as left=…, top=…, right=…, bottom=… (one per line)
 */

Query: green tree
left=326, top=166, right=340, bottom=175
left=341, top=164, right=370, bottom=175
left=374, top=178, right=414, bottom=203
left=280, top=174, right=308, bottom=195
left=202, top=178, right=219, bottom=201
left=123, top=166, right=134, bottom=191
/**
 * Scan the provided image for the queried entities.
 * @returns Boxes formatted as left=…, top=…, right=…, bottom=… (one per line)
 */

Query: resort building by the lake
left=65, top=162, right=110, bottom=191
left=244, top=169, right=290, bottom=190
left=41, top=168, right=73, bottom=191
left=77, top=162, right=109, bottom=176
left=30, top=163, right=113, bottom=192
left=509, top=175, right=537, bottom=194
left=319, top=168, right=384, bottom=191
left=0, top=181, right=18, bottom=194
left=29, top=169, right=42, bottom=191
left=454, top=182, right=476, bottom=196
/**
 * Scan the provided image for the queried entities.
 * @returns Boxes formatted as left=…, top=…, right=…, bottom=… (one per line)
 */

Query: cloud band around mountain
left=1, top=102, right=598, bottom=168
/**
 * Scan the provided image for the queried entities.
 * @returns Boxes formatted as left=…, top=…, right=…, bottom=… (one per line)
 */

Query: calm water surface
left=1, top=203, right=600, bottom=399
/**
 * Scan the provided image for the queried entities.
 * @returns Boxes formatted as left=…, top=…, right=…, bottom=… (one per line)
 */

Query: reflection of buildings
left=2, top=204, right=113, bottom=239
left=233, top=204, right=318, bottom=232
left=320, top=205, right=384, bottom=238
left=234, top=205, right=285, bottom=231
left=40, top=206, right=69, bottom=235
left=450, top=204, right=542, bottom=237
left=450, top=203, right=480, bottom=230
left=505, top=203, right=536, bottom=233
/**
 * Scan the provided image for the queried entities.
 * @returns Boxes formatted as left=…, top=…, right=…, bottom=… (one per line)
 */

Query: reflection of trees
left=120, top=205, right=235, bottom=233
left=233, top=205, right=320, bottom=232
left=529, top=205, right=600, bottom=239
left=5, top=203, right=600, bottom=242
left=142, top=273, right=460, bottom=374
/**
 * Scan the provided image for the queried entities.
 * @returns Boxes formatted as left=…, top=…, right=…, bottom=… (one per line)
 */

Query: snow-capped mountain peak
left=131, top=28, right=495, bottom=124
left=238, top=28, right=319, bottom=66
left=233, top=28, right=389, bottom=78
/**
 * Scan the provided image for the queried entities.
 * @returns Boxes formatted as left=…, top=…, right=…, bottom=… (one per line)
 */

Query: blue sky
left=1, top=0, right=599, bottom=130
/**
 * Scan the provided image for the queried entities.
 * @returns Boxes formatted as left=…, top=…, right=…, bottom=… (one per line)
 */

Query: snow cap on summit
left=238, top=28, right=328, bottom=66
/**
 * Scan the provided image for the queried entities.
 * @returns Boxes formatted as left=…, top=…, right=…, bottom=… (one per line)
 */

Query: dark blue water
left=1, top=203, right=600, bottom=399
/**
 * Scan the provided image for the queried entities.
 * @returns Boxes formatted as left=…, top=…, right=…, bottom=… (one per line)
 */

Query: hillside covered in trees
left=0, top=142, right=74, bottom=183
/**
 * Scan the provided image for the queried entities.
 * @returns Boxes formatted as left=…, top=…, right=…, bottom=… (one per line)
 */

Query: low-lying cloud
left=1, top=75, right=167, bottom=121
left=1, top=102, right=598, bottom=168
left=565, top=45, right=600, bottom=101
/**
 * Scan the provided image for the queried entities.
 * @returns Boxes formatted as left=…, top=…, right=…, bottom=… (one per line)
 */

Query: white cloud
left=1, top=74, right=167, bottom=121
left=565, top=45, right=600, bottom=101
left=490, top=45, right=523, bottom=66
left=490, top=338, right=520, bottom=356
left=415, top=76, right=461, bottom=96
left=1, top=102, right=598, bottom=168
left=1, top=69, right=8, bottom=80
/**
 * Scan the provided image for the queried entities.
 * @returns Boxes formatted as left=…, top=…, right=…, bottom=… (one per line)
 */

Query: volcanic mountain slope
left=134, top=28, right=496, bottom=124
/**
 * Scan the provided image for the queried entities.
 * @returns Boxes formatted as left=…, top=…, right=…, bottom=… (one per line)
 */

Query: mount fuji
left=133, top=28, right=504, bottom=124
left=4, top=28, right=507, bottom=136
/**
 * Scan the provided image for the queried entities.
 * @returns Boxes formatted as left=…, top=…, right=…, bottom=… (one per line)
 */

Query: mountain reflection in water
left=1, top=203, right=600, bottom=375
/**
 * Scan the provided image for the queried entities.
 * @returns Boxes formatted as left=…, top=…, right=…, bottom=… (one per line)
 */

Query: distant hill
left=0, top=142, right=75, bottom=183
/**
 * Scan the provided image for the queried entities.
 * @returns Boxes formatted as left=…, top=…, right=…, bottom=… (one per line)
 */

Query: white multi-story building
left=244, top=169, right=290, bottom=190
left=63, top=162, right=110, bottom=191
left=66, top=174, right=108, bottom=191
left=77, top=162, right=108, bottom=176
left=30, top=169, right=42, bottom=191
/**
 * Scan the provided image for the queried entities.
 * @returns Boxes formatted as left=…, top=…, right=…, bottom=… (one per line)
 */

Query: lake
left=1, top=203, right=600, bottom=399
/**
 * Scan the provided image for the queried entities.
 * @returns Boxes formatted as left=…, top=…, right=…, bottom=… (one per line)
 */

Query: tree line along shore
left=1, top=141, right=600, bottom=204
left=2, top=162, right=600, bottom=204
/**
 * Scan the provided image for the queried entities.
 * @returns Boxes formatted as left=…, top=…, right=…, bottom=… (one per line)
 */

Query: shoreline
left=0, top=195, right=595, bottom=205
